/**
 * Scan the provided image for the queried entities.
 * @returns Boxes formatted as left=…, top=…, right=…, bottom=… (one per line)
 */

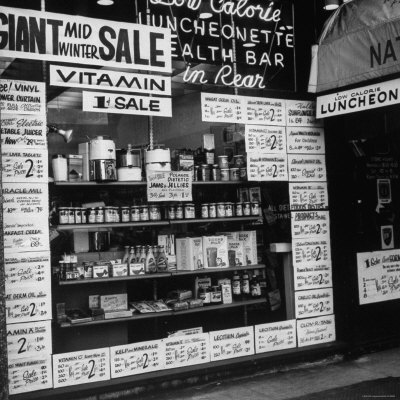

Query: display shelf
left=57, top=265, right=266, bottom=285
left=170, top=216, right=261, bottom=225
left=58, top=298, right=266, bottom=328
left=54, top=221, right=169, bottom=230
left=52, top=181, right=146, bottom=186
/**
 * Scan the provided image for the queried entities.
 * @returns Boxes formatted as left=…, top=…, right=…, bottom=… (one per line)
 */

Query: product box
left=178, top=154, right=194, bottom=172
left=238, top=231, right=258, bottom=265
left=129, top=263, right=145, bottom=275
left=221, top=284, right=233, bottom=304
left=100, top=293, right=128, bottom=313
left=67, top=154, right=83, bottom=181
left=194, top=276, right=212, bottom=298
left=110, top=264, right=128, bottom=277
left=202, top=235, right=228, bottom=268
left=176, top=237, right=204, bottom=270
left=93, top=265, right=109, bottom=279
left=217, top=232, right=245, bottom=267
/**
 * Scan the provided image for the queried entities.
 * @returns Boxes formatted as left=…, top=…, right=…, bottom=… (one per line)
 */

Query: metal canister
left=105, top=206, right=114, bottom=223
left=239, top=167, right=247, bottom=181
left=217, top=202, right=226, bottom=218
left=211, top=164, right=220, bottom=181
left=193, top=165, right=200, bottom=182
left=68, top=208, right=75, bottom=224
left=149, top=204, right=161, bottom=221
left=230, top=167, right=240, bottom=181
left=80, top=207, right=87, bottom=224
left=200, top=164, right=211, bottom=181
left=140, top=205, right=149, bottom=221
left=225, top=202, right=233, bottom=217
left=201, top=203, right=209, bottom=218
left=95, top=207, right=104, bottom=223
left=233, top=155, right=245, bottom=168
left=176, top=204, right=184, bottom=219
left=208, top=203, right=217, bottom=218
left=251, top=202, right=260, bottom=216
left=131, top=206, right=140, bottom=222
left=199, top=287, right=211, bottom=305
left=121, top=206, right=130, bottom=222
left=220, top=168, right=230, bottom=181
left=218, top=155, right=229, bottom=169
left=243, top=202, right=251, bottom=216
left=235, top=202, right=243, bottom=217
left=168, top=204, right=176, bottom=220
left=87, top=208, right=96, bottom=224
left=74, top=207, right=82, bottom=224
left=59, top=207, right=69, bottom=224
left=184, top=203, right=195, bottom=219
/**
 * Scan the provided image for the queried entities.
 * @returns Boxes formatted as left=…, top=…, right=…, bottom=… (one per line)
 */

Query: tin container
left=251, top=202, right=260, bottom=216
left=168, top=204, right=176, bottom=220
left=235, top=202, right=243, bottom=217
left=68, top=208, right=75, bottom=224
left=199, top=287, right=211, bottom=305
left=200, top=164, right=211, bottom=181
left=95, top=207, right=104, bottom=223
left=193, top=165, right=200, bottom=181
left=217, top=202, right=226, bottom=218
left=74, top=207, right=82, bottom=224
left=87, top=208, right=96, bottom=224
left=149, top=204, right=161, bottom=221
left=225, top=202, right=233, bottom=217
left=210, top=286, right=222, bottom=304
left=131, top=206, right=140, bottom=222
left=211, top=164, right=220, bottom=181
left=59, top=207, right=69, bottom=224
left=121, top=206, right=130, bottom=222
left=220, top=168, right=230, bottom=181
left=208, top=203, right=217, bottom=218
left=105, top=206, right=114, bottom=223
left=233, top=155, right=245, bottom=168
left=239, top=167, right=247, bottom=181
left=229, top=167, right=240, bottom=181
left=201, top=203, right=209, bottom=218
left=80, top=208, right=87, bottom=224
left=218, top=155, right=229, bottom=169
left=176, top=204, right=184, bottom=219
left=184, top=203, right=195, bottom=219
left=243, top=202, right=251, bottom=216
left=140, top=205, right=149, bottom=221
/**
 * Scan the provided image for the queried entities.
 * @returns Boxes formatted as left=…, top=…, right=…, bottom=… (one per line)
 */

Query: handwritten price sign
left=289, top=183, right=329, bottom=211
left=245, top=125, right=286, bottom=154
left=247, top=154, right=288, bottom=181
left=295, top=288, right=334, bottom=319
left=201, top=93, right=245, bottom=123
left=292, top=238, right=331, bottom=267
left=297, top=315, right=336, bottom=347
left=147, top=171, right=192, bottom=202
left=294, top=262, right=332, bottom=291
left=288, top=154, right=326, bottom=182
left=53, top=348, right=110, bottom=388
left=255, top=320, right=296, bottom=353
left=291, top=211, right=330, bottom=239
left=286, top=100, right=323, bottom=127
left=245, top=98, right=286, bottom=126
left=286, top=127, right=325, bottom=154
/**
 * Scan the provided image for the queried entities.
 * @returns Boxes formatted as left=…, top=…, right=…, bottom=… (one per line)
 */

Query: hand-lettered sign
left=147, top=171, right=192, bottom=202
left=297, top=315, right=336, bottom=347
left=295, top=288, right=334, bottom=319
left=255, top=320, right=296, bottom=353
left=289, top=183, right=329, bottom=211
left=245, top=125, right=286, bottom=154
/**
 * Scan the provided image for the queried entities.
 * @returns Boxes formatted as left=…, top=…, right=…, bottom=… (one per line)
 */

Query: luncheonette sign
left=0, top=7, right=171, bottom=73
left=316, top=78, right=400, bottom=118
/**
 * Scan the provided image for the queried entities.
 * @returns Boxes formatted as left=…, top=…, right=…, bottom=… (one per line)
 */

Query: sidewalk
left=139, top=347, right=400, bottom=400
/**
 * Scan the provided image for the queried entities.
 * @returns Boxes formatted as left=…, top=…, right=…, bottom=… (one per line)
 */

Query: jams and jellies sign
left=147, top=171, right=193, bottom=202
left=0, top=7, right=171, bottom=73
left=142, top=0, right=295, bottom=90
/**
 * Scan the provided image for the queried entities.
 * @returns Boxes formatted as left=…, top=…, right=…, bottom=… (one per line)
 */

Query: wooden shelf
left=170, top=216, right=261, bottom=224
left=58, top=298, right=266, bottom=328
left=54, top=221, right=169, bottom=230
left=58, top=265, right=266, bottom=285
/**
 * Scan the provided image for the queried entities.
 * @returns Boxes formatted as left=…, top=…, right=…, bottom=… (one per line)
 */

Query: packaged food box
left=238, top=230, right=258, bottom=265
left=110, top=264, right=128, bottom=277
left=219, top=232, right=246, bottom=267
left=158, top=234, right=176, bottom=269
left=194, top=276, right=212, bottom=298
left=129, top=262, right=145, bottom=275
left=176, top=237, right=204, bottom=270
left=202, top=235, right=228, bottom=268
left=92, top=265, right=109, bottom=279
left=100, top=293, right=127, bottom=312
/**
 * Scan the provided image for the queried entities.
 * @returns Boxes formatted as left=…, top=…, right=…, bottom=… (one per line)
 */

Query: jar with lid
left=74, top=207, right=82, bottom=224
left=220, top=168, right=230, bottom=181
left=131, top=206, right=140, bottom=221
left=229, top=167, right=240, bottom=181
left=104, top=206, right=114, bottom=223
left=114, top=207, right=120, bottom=222
left=211, top=164, right=220, bottom=181
left=201, top=203, right=209, bottom=219
left=80, top=207, right=87, bottom=224
left=140, top=205, right=149, bottom=221
left=87, top=208, right=96, bottom=223
left=120, top=206, right=130, bottom=222
left=216, top=202, right=226, bottom=218
left=176, top=203, right=184, bottom=219
left=208, top=203, right=217, bottom=218
left=68, top=208, right=75, bottom=224
left=198, top=287, right=211, bottom=305
left=59, top=207, right=69, bottom=224
left=235, top=202, right=243, bottom=217
left=184, top=203, right=195, bottom=219
left=232, top=271, right=241, bottom=300
left=243, top=202, right=251, bottom=216
left=239, top=167, right=247, bottom=181
left=251, top=202, right=260, bottom=216
left=225, top=202, right=233, bottom=217
left=210, top=286, right=222, bottom=304
left=200, top=164, right=211, bottom=181
left=149, top=204, right=161, bottom=221
left=218, top=155, right=229, bottom=169
left=168, top=204, right=176, bottom=220
left=95, top=207, right=104, bottom=223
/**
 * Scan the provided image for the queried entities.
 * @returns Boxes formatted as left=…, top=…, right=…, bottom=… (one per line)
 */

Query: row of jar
left=58, top=201, right=260, bottom=225
left=195, top=164, right=247, bottom=182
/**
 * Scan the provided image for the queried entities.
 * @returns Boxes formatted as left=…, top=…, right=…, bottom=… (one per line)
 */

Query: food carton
left=202, top=235, right=228, bottom=268
left=176, top=237, right=204, bottom=270
left=238, top=230, right=258, bottom=265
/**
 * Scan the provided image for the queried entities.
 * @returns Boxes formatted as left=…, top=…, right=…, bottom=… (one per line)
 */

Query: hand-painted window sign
left=0, top=7, right=171, bottom=73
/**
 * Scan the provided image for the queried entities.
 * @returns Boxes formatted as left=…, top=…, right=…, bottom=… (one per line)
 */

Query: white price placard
left=292, top=238, right=331, bottom=267
left=286, top=99, right=323, bottom=127
left=7, top=320, right=52, bottom=361
left=357, top=249, right=400, bottom=305
left=245, top=97, right=286, bottom=126
left=288, top=154, right=326, bottom=182
left=0, top=114, right=47, bottom=149
left=1, top=148, right=48, bottom=183
left=245, top=125, right=286, bottom=153
left=8, top=356, right=53, bottom=395
left=286, top=127, right=325, bottom=154
left=297, top=315, right=336, bottom=347
left=295, top=288, right=334, bottom=319
left=53, top=348, right=110, bottom=388
left=289, top=183, right=329, bottom=211
left=210, top=326, right=254, bottom=362
left=201, top=93, right=245, bottom=123
left=255, top=320, right=296, bottom=353
left=0, top=79, right=46, bottom=115
left=294, top=261, right=332, bottom=291
left=111, top=339, right=165, bottom=378
left=147, top=171, right=192, bottom=202
left=247, top=154, right=288, bottom=181
left=164, top=333, right=210, bottom=369
left=291, top=211, right=330, bottom=239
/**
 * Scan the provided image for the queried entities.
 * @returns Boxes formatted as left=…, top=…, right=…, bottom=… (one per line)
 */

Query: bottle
left=241, top=270, right=250, bottom=299
left=122, top=246, right=130, bottom=265
left=250, top=272, right=261, bottom=297
left=152, top=245, right=159, bottom=261
left=139, top=246, right=147, bottom=266
left=127, top=247, right=136, bottom=268
left=232, top=271, right=241, bottom=300
left=156, top=245, right=168, bottom=272
left=135, top=245, right=142, bottom=262
left=145, top=245, right=157, bottom=273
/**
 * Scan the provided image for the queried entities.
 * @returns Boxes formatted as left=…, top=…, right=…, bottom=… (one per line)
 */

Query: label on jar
left=59, top=209, right=69, bottom=224
left=131, top=207, right=140, bottom=221
left=88, top=209, right=96, bottom=223
left=209, top=204, right=217, bottom=218
left=201, top=204, right=209, bottom=218
left=211, top=290, right=222, bottom=303
left=217, top=203, right=226, bottom=218
left=121, top=208, right=130, bottom=222
left=225, top=203, right=233, bottom=217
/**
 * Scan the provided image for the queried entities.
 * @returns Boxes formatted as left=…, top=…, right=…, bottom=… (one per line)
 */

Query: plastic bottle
left=156, top=245, right=168, bottom=272
left=250, top=272, right=261, bottom=297
left=241, top=270, right=250, bottom=299
left=122, top=246, right=130, bottom=265
left=232, top=270, right=241, bottom=300
left=145, top=245, right=157, bottom=273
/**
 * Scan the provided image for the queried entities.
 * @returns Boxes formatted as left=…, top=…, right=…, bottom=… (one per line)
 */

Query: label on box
left=164, top=333, right=210, bottom=369
left=111, top=264, right=128, bottom=277
left=245, top=125, right=286, bottom=153
left=294, top=262, right=332, bottom=291
left=227, top=240, right=245, bottom=267
left=291, top=211, right=330, bottom=239
left=221, top=284, right=233, bottom=304
left=295, top=288, right=334, bottom=319
left=92, top=265, right=109, bottom=279
left=289, top=183, right=329, bottom=211
left=100, top=294, right=127, bottom=312
left=255, top=320, right=296, bottom=353
left=297, top=315, right=336, bottom=347
left=292, top=239, right=331, bottom=267
left=288, top=154, right=326, bottom=182
left=8, top=356, right=52, bottom=395
left=210, top=326, right=254, bottom=361
left=286, top=127, right=325, bottom=154
left=53, top=348, right=110, bottom=388
left=129, top=263, right=145, bottom=275
left=203, top=236, right=228, bottom=268
left=111, top=339, right=165, bottom=378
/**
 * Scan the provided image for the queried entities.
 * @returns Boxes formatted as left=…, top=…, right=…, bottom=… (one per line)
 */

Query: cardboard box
left=129, top=262, right=145, bottom=275
left=176, top=237, right=204, bottom=270
left=100, top=293, right=127, bottom=312
left=202, top=235, right=228, bottom=268
left=194, top=276, right=212, bottom=298
left=110, top=264, right=128, bottom=277
left=92, top=265, right=109, bottom=279
left=238, top=231, right=258, bottom=265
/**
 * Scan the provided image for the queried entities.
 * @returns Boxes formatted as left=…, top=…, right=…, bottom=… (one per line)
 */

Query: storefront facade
left=0, top=1, right=373, bottom=399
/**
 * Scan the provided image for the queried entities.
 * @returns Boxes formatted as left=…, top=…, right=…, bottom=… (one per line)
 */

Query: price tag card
left=286, top=100, right=323, bottom=127
left=288, top=154, right=326, bottom=182
left=286, top=127, right=325, bottom=154
left=6, top=286, right=51, bottom=324
left=245, top=125, right=286, bottom=154
left=7, top=320, right=52, bottom=361
left=210, top=326, right=254, bottom=362
left=1, top=149, right=48, bottom=183
left=245, top=97, right=286, bottom=126
left=8, top=356, right=53, bottom=395
left=291, top=211, right=330, bottom=239
left=357, top=249, right=400, bottom=305
left=247, top=154, right=288, bottom=181
left=0, top=79, right=46, bottom=115
left=289, top=183, right=329, bottom=211
left=201, top=93, right=245, bottom=123
left=53, top=348, right=110, bottom=388
left=5, top=251, right=51, bottom=293
left=294, top=261, right=332, bottom=291
left=295, top=288, right=334, bottom=319
left=0, top=114, right=47, bottom=149
left=255, top=320, right=296, bottom=353
left=292, top=238, right=331, bottom=267
left=147, top=171, right=192, bottom=202
left=164, top=333, right=210, bottom=369
left=111, top=339, right=164, bottom=378
left=297, top=315, right=336, bottom=347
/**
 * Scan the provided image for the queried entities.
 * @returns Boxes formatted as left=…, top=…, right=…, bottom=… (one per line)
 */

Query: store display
left=52, top=154, right=68, bottom=182
left=203, top=236, right=228, bottom=269
left=89, top=136, right=117, bottom=182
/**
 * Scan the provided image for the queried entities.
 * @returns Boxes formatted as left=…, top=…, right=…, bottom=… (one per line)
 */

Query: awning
left=309, top=0, right=400, bottom=93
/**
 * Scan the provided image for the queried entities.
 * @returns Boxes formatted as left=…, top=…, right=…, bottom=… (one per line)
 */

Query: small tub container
left=218, top=155, right=229, bottom=169
left=229, top=168, right=240, bottom=181
left=220, top=168, right=230, bottom=181
left=59, top=207, right=69, bottom=224
left=184, top=203, right=195, bottom=219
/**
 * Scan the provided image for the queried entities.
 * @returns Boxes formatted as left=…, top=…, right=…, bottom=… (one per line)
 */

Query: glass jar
left=211, top=164, right=220, bottom=181
left=208, top=203, right=217, bottom=218
left=184, top=203, right=195, bottom=219
left=200, top=164, right=211, bottom=181
left=220, top=168, right=230, bottom=181
left=235, top=202, right=243, bottom=217
left=149, top=204, right=161, bottom=221
left=168, top=204, right=176, bottom=220
left=225, top=202, right=233, bottom=217
left=210, top=285, right=222, bottom=304
left=176, top=203, right=184, bottom=219
left=201, top=203, right=209, bottom=218
left=131, top=206, right=140, bottom=222
left=218, top=155, right=229, bottom=169
left=95, top=207, right=104, bottom=223
left=140, top=205, right=149, bottom=221
left=251, top=202, right=260, bottom=216
left=239, top=167, right=247, bottom=181
left=120, top=206, right=130, bottom=222
left=216, top=202, right=226, bottom=218
left=87, top=208, right=96, bottom=224
left=243, top=202, right=251, bottom=216
left=104, top=206, right=114, bottom=223
left=68, top=208, right=75, bottom=224
left=74, top=207, right=82, bottom=224
left=80, top=207, right=87, bottom=224
left=229, top=167, right=240, bottom=181
left=59, top=207, right=69, bottom=224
